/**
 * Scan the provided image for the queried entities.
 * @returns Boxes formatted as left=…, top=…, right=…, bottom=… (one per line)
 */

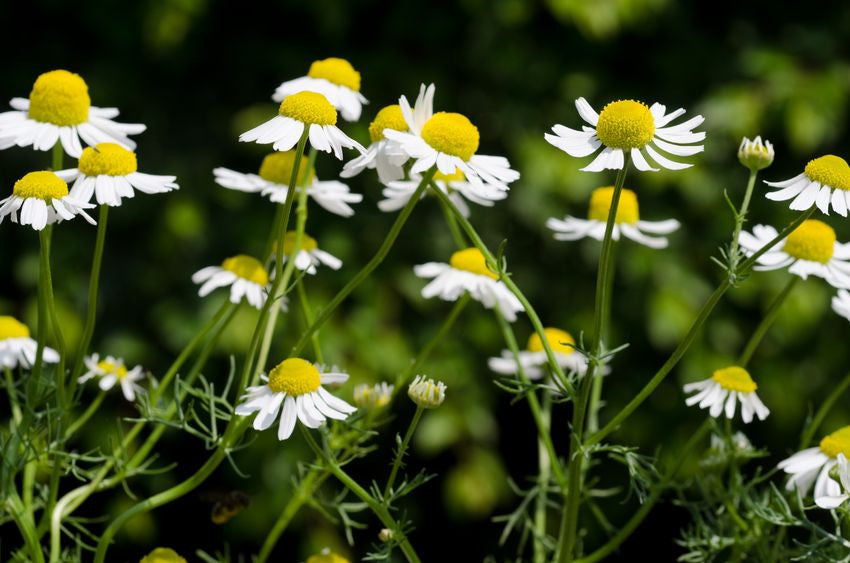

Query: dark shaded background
left=2, top=0, right=850, bottom=561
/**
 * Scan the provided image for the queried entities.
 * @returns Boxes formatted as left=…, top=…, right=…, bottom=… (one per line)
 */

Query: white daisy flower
left=0, top=70, right=145, bottom=158
left=0, top=315, right=59, bottom=369
left=235, top=358, right=356, bottom=441
left=273, top=232, right=342, bottom=275
left=414, top=247, right=523, bottom=321
left=379, top=170, right=508, bottom=217
left=382, top=83, right=520, bottom=189
left=192, top=255, right=270, bottom=309
left=341, top=103, right=411, bottom=183
left=683, top=366, right=769, bottom=423
left=778, top=426, right=850, bottom=508
left=546, top=186, right=680, bottom=249
left=407, top=375, right=446, bottom=409
left=214, top=151, right=362, bottom=217
left=272, top=57, right=368, bottom=122
left=239, top=91, right=364, bottom=160
left=738, top=221, right=850, bottom=289
left=545, top=97, right=704, bottom=172
left=0, top=171, right=95, bottom=231
left=78, top=354, right=145, bottom=402
left=352, top=382, right=394, bottom=409
left=488, top=327, right=587, bottom=379
left=832, top=289, right=850, bottom=321
left=764, top=155, right=850, bottom=216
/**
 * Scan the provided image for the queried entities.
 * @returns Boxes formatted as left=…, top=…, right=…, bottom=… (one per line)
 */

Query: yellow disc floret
left=78, top=143, right=138, bottom=177
left=368, top=104, right=408, bottom=143
left=307, top=57, right=361, bottom=92
left=434, top=170, right=466, bottom=183
left=258, top=151, right=315, bottom=186
left=278, top=91, right=337, bottom=125
left=140, top=547, right=187, bottom=563
left=280, top=231, right=318, bottom=255
left=0, top=316, right=30, bottom=340
left=450, top=248, right=497, bottom=280
left=27, top=70, right=90, bottom=126
left=306, top=551, right=350, bottom=563
left=13, top=171, right=69, bottom=200
left=527, top=328, right=575, bottom=355
left=595, top=100, right=655, bottom=149
left=268, top=358, right=321, bottom=395
left=97, top=359, right=128, bottom=379
left=783, top=220, right=836, bottom=264
left=711, top=366, right=757, bottom=393
left=820, top=426, right=850, bottom=458
left=221, top=255, right=269, bottom=285
left=421, top=112, right=480, bottom=161
left=587, top=187, right=640, bottom=224
left=805, top=155, right=850, bottom=191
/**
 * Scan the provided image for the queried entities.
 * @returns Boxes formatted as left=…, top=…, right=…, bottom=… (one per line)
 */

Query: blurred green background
left=2, top=0, right=850, bottom=560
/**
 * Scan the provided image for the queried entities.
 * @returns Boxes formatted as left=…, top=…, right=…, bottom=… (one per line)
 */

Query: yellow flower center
left=594, top=100, right=655, bottom=149
left=278, top=91, right=337, bottom=126
left=711, top=366, right=757, bottom=393
left=97, top=359, right=128, bottom=379
left=306, top=552, right=350, bottom=563
left=307, top=57, right=361, bottom=92
left=368, top=104, right=408, bottom=143
left=527, top=328, right=575, bottom=355
left=221, top=255, right=269, bottom=285
left=13, top=171, right=69, bottom=200
left=258, top=151, right=315, bottom=186
left=783, top=219, right=836, bottom=264
left=587, top=186, right=640, bottom=224
left=820, top=426, right=850, bottom=459
left=353, top=383, right=392, bottom=409
left=267, top=358, right=321, bottom=395
left=449, top=248, right=497, bottom=279
left=279, top=231, right=319, bottom=255
left=0, top=316, right=30, bottom=340
left=434, top=170, right=466, bottom=183
left=805, top=155, right=850, bottom=191
left=140, top=547, right=187, bottom=563
left=78, top=143, right=138, bottom=177
left=27, top=70, right=90, bottom=126
left=420, top=112, right=480, bottom=161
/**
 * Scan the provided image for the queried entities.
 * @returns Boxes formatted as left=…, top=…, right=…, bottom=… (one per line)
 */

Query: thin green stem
left=63, top=391, right=105, bottom=439
left=5, top=367, right=22, bottom=425
left=433, top=183, right=467, bottom=248
left=296, top=277, right=324, bottom=364
left=384, top=406, right=425, bottom=500
left=7, top=492, right=44, bottom=563
left=534, top=388, right=554, bottom=563
left=737, top=276, right=798, bottom=367
left=800, top=371, right=850, bottom=449
left=38, top=229, right=66, bottom=405
left=727, top=169, right=759, bottom=281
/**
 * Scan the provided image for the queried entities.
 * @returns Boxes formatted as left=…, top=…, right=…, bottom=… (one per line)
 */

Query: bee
left=199, top=490, right=251, bottom=524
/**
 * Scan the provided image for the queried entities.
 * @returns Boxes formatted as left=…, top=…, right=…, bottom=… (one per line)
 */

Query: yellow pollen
left=278, top=91, right=337, bottom=126
left=368, top=104, right=408, bottom=143
left=0, top=316, right=30, bottom=340
left=711, top=366, right=757, bottom=393
left=804, top=155, right=850, bottom=191
left=587, top=186, right=640, bottom=224
left=595, top=100, right=655, bottom=149
left=268, top=358, right=321, bottom=395
left=140, top=547, right=187, bottom=563
left=449, top=247, right=497, bottom=279
left=97, top=360, right=128, bottom=379
left=278, top=231, right=319, bottom=255
left=258, top=151, right=315, bottom=186
left=434, top=170, right=466, bottom=183
left=421, top=112, right=480, bottom=161
left=13, top=171, right=69, bottom=200
left=78, top=143, right=137, bottom=177
left=221, top=255, right=269, bottom=285
left=307, top=57, right=361, bottom=92
left=27, top=70, right=90, bottom=126
left=820, top=426, right=850, bottom=458
left=527, top=328, right=575, bottom=355
left=783, top=219, right=836, bottom=264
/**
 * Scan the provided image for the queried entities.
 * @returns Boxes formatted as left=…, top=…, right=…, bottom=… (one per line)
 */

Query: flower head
left=352, top=382, right=394, bottom=409
left=192, top=255, right=270, bottom=309
left=379, top=170, right=508, bottom=217
left=738, top=136, right=774, bottom=171
left=341, top=104, right=413, bottom=184
left=0, top=315, right=59, bottom=369
left=408, top=375, right=446, bottom=408
left=140, top=547, right=187, bottom=563
left=0, top=171, right=95, bottom=230
left=683, top=366, right=769, bottom=423
left=489, top=327, right=587, bottom=379
left=78, top=354, right=146, bottom=402
left=273, top=57, right=368, bottom=122
left=272, top=231, right=343, bottom=274
left=764, top=155, right=850, bottom=216
left=779, top=426, right=850, bottom=507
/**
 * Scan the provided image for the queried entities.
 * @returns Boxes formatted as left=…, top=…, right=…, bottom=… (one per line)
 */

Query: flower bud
left=352, top=382, right=394, bottom=409
left=738, top=136, right=774, bottom=171
left=379, top=528, right=394, bottom=542
left=407, top=375, right=446, bottom=408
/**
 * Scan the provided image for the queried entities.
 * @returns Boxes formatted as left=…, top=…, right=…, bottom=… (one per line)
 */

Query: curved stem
left=737, top=276, right=798, bottom=367
left=384, top=406, right=424, bottom=499
left=800, top=371, right=850, bottom=449
left=63, top=391, right=105, bottom=439
left=433, top=185, right=467, bottom=248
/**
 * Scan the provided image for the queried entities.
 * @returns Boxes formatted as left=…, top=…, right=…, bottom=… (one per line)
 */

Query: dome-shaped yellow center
left=594, top=100, right=655, bottom=149
left=306, top=551, right=350, bottom=563
left=307, top=57, right=361, bottom=92
left=258, top=151, right=315, bottom=186
left=221, top=255, right=269, bottom=285
left=140, top=547, right=187, bottom=563
left=27, top=70, right=91, bottom=126
left=587, top=186, right=640, bottom=224
left=13, top=171, right=69, bottom=200
left=97, top=359, right=128, bottom=379
left=820, top=426, right=850, bottom=458
left=804, top=155, right=850, bottom=191
left=711, top=366, right=757, bottom=393
left=527, top=328, right=575, bottom=355
left=280, top=231, right=318, bottom=255
left=421, top=112, right=480, bottom=161
left=783, top=219, right=836, bottom=264
left=449, top=247, right=497, bottom=279
left=78, top=143, right=138, bottom=177
left=434, top=170, right=466, bottom=183
left=278, top=91, right=337, bottom=126
left=0, top=316, right=30, bottom=340
left=268, top=358, right=321, bottom=395
left=368, top=104, right=408, bottom=143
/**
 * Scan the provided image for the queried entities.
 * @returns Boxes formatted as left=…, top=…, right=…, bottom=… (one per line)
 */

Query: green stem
left=296, top=277, right=324, bottom=364
left=737, top=276, right=798, bottom=367
left=727, top=169, right=759, bottom=282
left=534, top=388, right=554, bottom=563
left=38, top=228, right=66, bottom=405
left=800, top=371, right=850, bottom=449
left=433, top=183, right=468, bottom=248
left=587, top=237, right=619, bottom=436
left=5, top=367, right=22, bottom=425
left=7, top=492, right=44, bottom=563
left=384, top=406, right=425, bottom=500
left=63, top=391, right=105, bottom=439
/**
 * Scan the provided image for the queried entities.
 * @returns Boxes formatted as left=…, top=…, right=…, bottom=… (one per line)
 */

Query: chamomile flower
left=832, top=289, right=850, bottom=321
left=78, top=354, right=145, bottom=402
left=545, top=97, right=704, bottom=172
left=352, top=382, right=394, bottom=409
left=414, top=247, right=523, bottom=321
left=738, top=136, right=774, bottom=171
left=379, top=170, right=508, bottom=217
left=0, top=171, right=95, bottom=230
left=488, top=327, right=587, bottom=379
left=341, top=104, right=411, bottom=183
left=214, top=151, right=362, bottom=217
left=273, top=232, right=342, bottom=274
left=0, top=316, right=59, bottom=369
left=192, top=255, right=270, bottom=309
left=0, top=70, right=145, bottom=158
left=239, top=91, right=363, bottom=159
left=408, top=375, right=446, bottom=408
left=738, top=221, right=850, bottom=289
left=272, top=57, right=367, bottom=122
left=778, top=426, right=850, bottom=508
left=765, top=155, right=850, bottom=216
left=546, top=186, right=680, bottom=248
left=683, top=366, right=769, bottom=423
left=235, top=358, right=356, bottom=441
